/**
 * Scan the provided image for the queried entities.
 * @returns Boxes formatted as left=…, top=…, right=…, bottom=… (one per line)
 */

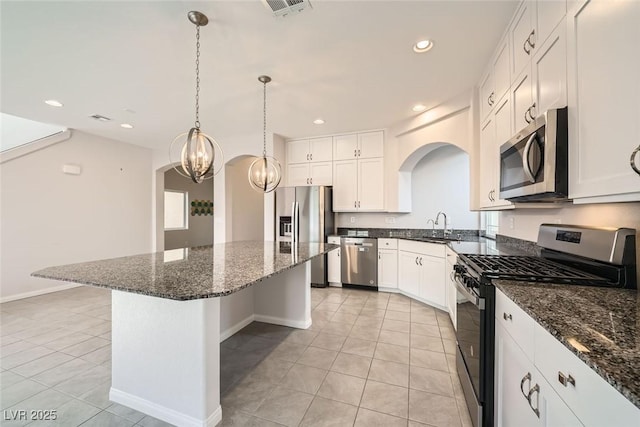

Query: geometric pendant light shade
left=169, top=11, right=223, bottom=183
left=248, top=75, right=282, bottom=193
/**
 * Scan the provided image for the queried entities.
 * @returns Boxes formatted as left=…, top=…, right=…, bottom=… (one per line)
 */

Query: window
left=484, top=211, right=499, bottom=239
left=164, top=190, right=188, bottom=230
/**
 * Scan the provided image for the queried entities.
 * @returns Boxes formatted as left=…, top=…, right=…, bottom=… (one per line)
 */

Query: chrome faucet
left=426, top=219, right=436, bottom=237
left=435, top=211, right=452, bottom=237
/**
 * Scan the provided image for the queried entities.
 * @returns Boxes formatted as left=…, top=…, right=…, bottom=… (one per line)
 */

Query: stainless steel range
left=453, top=224, right=637, bottom=427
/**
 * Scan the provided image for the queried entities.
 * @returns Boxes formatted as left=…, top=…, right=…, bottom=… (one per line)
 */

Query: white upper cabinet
left=309, top=162, right=333, bottom=186
left=512, top=66, right=535, bottom=133
left=480, top=68, right=495, bottom=122
left=357, top=158, right=384, bottom=211
left=287, top=163, right=310, bottom=186
left=334, top=131, right=384, bottom=160
left=334, top=134, right=358, bottom=160
left=536, top=0, right=566, bottom=48
left=567, top=0, right=640, bottom=202
left=332, top=160, right=358, bottom=211
left=532, top=23, right=567, bottom=115
left=287, top=139, right=310, bottom=164
left=494, top=37, right=512, bottom=103
left=511, top=1, right=536, bottom=81
left=480, top=117, right=496, bottom=208
left=358, top=131, right=384, bottom=159
left=309, top=137, right=333, bottom=162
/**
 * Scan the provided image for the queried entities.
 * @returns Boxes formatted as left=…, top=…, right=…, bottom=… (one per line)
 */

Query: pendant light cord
left=195, top=24, right=201, bottom=129
left=263, top=80, right=267, bottom=157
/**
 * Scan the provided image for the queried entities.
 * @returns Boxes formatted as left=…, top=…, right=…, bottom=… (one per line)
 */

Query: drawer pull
left=558, top=371, right=576, bottom=387
left=527, top=384, right=541, bottom=418
left=503, top=312, right=512, bottom=321
left=520, top=372, right=531, bottom=399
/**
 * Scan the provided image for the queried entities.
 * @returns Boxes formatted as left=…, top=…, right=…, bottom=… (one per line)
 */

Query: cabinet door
left=333, top=134, right=358, bottom=161
left=479, top=68, right=495, bottom=122
left=419, top=255, right=445, bottom=307
left=493, top=96, right=515, bottom=209
left=533, top=23, right=567, bottom=115
left=568, top=0, right=640, bottom=201
left=495, top=323, right=540, bottom=427
left=287, top=140, right=310, bottom=164
left=328, top=248, right=341, bottom=284
left=378, top=249, right=398, bottom=289
left=512, top=66, right=535, bottom=134
left=536, top=0, right=566, bottom=48
left=479, top=117, right=496, bottom=208
left=493, top=37, right=511, bottom=103
left=309, top=137, right=333, bottom=162
left=287, top=163, right=310, bottom=186
left=398, top=251, right=421, bottom=297
left=358, top=131, right=384, bottom=159
left=309, top=161, right=333, bottom=186
left=332, top=160, right=358, bottom=211
left=445, top=253, right=457, bottom=327
left=357, top=158, right=384, bottom=211
left=511, top=1, right=536, bottom=81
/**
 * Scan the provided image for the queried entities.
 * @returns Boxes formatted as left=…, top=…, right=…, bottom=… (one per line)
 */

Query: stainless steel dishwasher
left=341, top=237, right=378, bottom=289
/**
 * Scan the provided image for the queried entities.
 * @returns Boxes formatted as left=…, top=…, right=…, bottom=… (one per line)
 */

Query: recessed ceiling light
left=44, top=99, right=63, bottom=107
left=313, top=119, right=325, bottom=125
left=413, top=39, right=434, bottom=53
left=120, top=123, right=134, bottom=129
left=412, top=104, right=427, bottom=112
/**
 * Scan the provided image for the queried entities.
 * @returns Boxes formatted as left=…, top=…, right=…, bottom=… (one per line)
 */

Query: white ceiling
left=0, top=1, right=517, bottom=151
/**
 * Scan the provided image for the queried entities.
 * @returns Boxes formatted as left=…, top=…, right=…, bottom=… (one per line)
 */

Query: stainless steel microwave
left=499, top=107, right=568, bottom=202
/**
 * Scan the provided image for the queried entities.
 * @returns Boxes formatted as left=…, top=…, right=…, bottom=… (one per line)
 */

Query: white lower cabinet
left=397, top=241, right=445, bottom=308
left=377, top=239, right=398, bottom=289
left=495, top=289, right=640, bottom=426
left=495, top=322, right=582, bottom=427
left=445, top=248, right=457, bottom=327
left=327, top=236, right=341, bottom=285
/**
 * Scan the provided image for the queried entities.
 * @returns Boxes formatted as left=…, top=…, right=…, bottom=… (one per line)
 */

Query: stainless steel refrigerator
left=275, top=186, right=334, bottom=286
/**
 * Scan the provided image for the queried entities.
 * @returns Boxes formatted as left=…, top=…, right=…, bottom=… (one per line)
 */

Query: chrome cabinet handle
left=488, top=96, right=492, bottom=107
left=527, top=103, right=536, bottom=122
left=354, top=201, right=357, bottom=208
left=630, top=145, right=640, bottom=176
left=527, top=30, right=536, bottom=50
left=524, top=108, right=532, bottom=124
left=354, top=149, right=357, bottom=157
left=306, top=154, right=309, bottom=160
left=523, top=38, right=531, bottom=55
left=558, top=371, right=576, bottom=387
left=379, top=253, right=381, bottom=260
left=310, top=178, right=313, bottom=184
left=310, top=153, right=313, bottom=161
left=358, top=201, right=360, bottom=208
left=306, top=178, right=309, bottom=184
left=419, top=257, right=423, bottom=266
left=520, top=372, right=531, bottom=400
left=450, top=271, right=455, bottom=281
left=503, top=312, right=512, bottom=321
left=490, top=92, right=495, bottom=105
left=415, top=257, right=419, bottom=265
left=527, top=384, right=541, bottom=418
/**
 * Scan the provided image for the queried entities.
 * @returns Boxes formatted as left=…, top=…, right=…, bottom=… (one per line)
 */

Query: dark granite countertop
left=32, top=242, right=338, bottom=301
left=495, top=281, right=640, bottom=409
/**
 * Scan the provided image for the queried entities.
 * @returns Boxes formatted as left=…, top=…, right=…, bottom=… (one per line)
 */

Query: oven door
left=455, top=276, right=484, bottom=427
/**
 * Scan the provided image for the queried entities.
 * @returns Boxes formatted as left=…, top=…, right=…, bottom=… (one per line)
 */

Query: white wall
left=225, top=157, right=264, bottom=242
left=337, top=145, right=480, bottom=230
left=0, top=130, right=152, bottom=301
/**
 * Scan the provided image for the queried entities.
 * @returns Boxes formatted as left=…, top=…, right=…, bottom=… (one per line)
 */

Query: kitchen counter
left=33, top=241, right=338, bottom=301
left=495, top=281, right=640, bottom=409
left=32, top=241, right=338, bottom=426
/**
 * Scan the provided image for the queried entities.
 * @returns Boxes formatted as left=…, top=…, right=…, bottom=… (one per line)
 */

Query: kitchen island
left=33, top=241, right=338, bottom=427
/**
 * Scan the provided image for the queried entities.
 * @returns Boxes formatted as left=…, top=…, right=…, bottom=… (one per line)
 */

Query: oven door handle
left=454, top=276, right=485, bottom=310
left=522, top=133, right=537, bottom=183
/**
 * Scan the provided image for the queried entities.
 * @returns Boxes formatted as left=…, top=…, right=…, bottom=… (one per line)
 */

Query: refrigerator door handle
left=291, top=201, right=299, bottom=244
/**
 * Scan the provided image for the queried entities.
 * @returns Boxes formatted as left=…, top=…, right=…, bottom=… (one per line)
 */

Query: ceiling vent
left=262, top=0, right=312, bottom=18
left=89, top=114, right=112, bottom=122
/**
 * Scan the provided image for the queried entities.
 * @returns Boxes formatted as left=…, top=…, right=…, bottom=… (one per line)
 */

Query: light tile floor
left=1, top=286, right=472, bottom=427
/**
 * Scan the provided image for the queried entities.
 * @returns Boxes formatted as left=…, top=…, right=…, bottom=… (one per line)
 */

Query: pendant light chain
left=262, top=80, right=267, bottom=157
left=194, top=24, right=201, bottom=129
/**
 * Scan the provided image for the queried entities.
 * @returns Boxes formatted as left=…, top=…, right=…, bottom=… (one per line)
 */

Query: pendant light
left=169, top=11, right=223, bottom=184
left=248, top=75, right=282, bottom=193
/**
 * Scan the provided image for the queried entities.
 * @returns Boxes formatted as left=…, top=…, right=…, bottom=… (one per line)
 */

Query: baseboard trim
left=0, top=283, right=82, bottom=303
left=254, top=314, right=311, bottom=329
left=220, top=314, right=255, bottom=342
left=110, top=387, right=222, bottom=427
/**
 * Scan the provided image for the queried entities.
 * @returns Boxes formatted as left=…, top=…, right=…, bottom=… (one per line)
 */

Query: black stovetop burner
left=459, top=254, right=612, bottom=285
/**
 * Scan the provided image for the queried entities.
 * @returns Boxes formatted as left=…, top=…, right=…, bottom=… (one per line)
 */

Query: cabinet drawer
left=495, top=289, right=535, bottom=361
left=534, top=324, right=640, bottom=426
left=328, top=236, right=341, bottom=245
left=398, top=240, right=445, bottom=258
left=378, top=238, right=397, bottom=249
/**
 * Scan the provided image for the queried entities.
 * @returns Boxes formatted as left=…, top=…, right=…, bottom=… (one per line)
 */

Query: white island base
left=109, top=262, right=311, bottom=427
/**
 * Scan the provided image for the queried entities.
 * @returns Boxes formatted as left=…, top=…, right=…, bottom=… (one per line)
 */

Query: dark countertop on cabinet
left=495, top=280, right=640, bottom=409
left=32, top=241, right=338, bottom=301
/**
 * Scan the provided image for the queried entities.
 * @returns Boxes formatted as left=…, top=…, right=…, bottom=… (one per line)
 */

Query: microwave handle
left=522, top=133, right=537, bottom=183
